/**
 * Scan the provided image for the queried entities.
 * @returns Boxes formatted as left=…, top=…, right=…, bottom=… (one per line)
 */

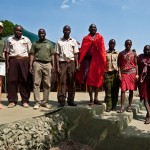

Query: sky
left=0, top=0, right=150, bottom=54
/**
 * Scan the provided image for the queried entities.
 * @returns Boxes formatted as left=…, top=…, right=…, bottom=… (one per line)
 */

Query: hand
left=6, top=64, right=9, bottom=73
left=29, top=66, right=33, bottom=74
left=118, top=73, right=122, bottom=80
left=135, top=75, right=139, bottom=82
left=57, top=67, right=61, bottom=74
left=135, top=75, right=139, bottom=80
left=76, top=65, right=80, bottom=72
left=51, top=67, right=55, bottom=74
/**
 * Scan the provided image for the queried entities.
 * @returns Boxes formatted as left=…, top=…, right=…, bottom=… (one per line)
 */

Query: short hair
left=88, top=24, right=97, bottom=31
left=109, top=39, right=116, bottom=44
left=38, top=28, right=46, bottom=34
left=14, top=25, right=23, bottom=31
left=63, top=25, right=71, bottom=31
left=125, top=39, right=132, bottom=44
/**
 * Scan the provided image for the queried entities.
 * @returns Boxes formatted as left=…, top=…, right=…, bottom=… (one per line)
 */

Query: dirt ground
left=50, top=141, right=93, bottom=150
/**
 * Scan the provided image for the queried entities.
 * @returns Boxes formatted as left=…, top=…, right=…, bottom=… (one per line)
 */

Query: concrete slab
left=0, top=91, right=149, bottom=133
left=0, top=92, right=105, bottom=124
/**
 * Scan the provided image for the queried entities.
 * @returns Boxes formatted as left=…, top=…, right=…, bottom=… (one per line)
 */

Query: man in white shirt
left=55, top=25, right=79, bottom=107
left=5, top=25, right=32, bottom=108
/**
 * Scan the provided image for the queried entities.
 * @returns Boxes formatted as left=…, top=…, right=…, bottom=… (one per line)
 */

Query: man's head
left=125, top=39, right=132, bottom=51
left=89, top=24, right=97, bottom=36
left=143, top=45, right=150, bottom=57
left=38, top=28, right=46, bottom=41
left=108, top=39, right=116, bottom=50
left=63, top=25, right=71, bottom=38
left=14, top=25, right=23, bottom=39
left=0, top=22, right=4, bottom=34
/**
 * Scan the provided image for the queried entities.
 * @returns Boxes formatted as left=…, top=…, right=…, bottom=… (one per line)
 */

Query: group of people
left=104, top=39, right=150, bottom=124
left=0, top=22, right=150, bottom=124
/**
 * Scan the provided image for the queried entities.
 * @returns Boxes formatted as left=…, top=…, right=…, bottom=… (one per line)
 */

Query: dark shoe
left=94, top=99, right=102, bottom=105
left=68, top=102, right=77, bottom=106
left=126, top=106, right=132, bottom=112
left=58, top=102, right=65, bottom=107
left=106, top=108, right=111, bottom=112
left=88, top=100, right=94, bottom=106
left=111, top=107, right=117, bottom=111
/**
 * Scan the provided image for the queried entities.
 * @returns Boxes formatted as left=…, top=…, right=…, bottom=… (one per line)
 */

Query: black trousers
left=8, top=57, right=30, bottom=104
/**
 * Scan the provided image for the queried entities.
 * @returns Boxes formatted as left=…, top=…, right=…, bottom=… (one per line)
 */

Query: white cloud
left=61, top=4, right=70, bottom=9
left=61, top=0, right=70, bottom=9
left=61, top=0, right=83, bottom=9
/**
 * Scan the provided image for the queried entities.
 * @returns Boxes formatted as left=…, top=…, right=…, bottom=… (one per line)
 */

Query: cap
left=0, top=22, right=3, bottom=28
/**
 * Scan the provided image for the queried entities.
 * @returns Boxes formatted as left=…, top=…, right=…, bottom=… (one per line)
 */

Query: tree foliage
left=0, top=20, right=15, bottom=38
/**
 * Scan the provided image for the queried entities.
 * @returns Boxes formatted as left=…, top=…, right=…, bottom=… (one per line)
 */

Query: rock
left=3, top=128, right=11, bottom=134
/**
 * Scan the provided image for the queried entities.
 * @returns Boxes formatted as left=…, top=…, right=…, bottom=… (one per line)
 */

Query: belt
left=105, top=70, right=117, bottom=74
left=0, top=59, right=6, bottom=62
left=9, top=56, right=29, bottom=59
left=35, top=60, right=50, bottom=64
left=121, top=68, right=136, bottom=74
left=59, top=60, right=75, bottom=63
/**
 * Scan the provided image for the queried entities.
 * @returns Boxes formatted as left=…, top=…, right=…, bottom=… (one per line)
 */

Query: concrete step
left=62, top=105, right=135, bottom=150
left=64, top=96, right=150, bottom=150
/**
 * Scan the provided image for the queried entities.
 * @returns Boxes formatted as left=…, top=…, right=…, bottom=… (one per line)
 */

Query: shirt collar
left=107, top=49, right=117, bottom=54
left=12, top=35, right=25, bottom=40
left=38, top=39, right=47, bottom=43
left=61, top=37, right=72, bottom=41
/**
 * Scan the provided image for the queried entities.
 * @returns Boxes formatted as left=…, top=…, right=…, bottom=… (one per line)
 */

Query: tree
left=0, top=20, right=15, bottom=38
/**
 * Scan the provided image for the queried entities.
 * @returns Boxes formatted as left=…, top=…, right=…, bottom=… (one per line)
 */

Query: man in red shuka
left=118, top=39, right=138, bottom=113
left=138, top=45, right=150, bottom=124
left=76, top=24, right=106, bottom=105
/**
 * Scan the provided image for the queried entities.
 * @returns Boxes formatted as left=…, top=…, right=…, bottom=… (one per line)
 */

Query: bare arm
left=74, top=53, right=79, bottom=71
left=118, top=53, right=122, bottom=80
left=29, top=54, right=34, bottom=74
left=51, top=54, right=55, bottom=73
left=134, top=53, right=139, bottom=79
left=56, top=54, right=61, bottom=74
left=5, top=51, right=9, bottom=73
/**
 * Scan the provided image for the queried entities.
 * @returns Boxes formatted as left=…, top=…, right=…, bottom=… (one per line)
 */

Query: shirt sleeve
left=29, top=42, right=35, bottom=55
left=50, top=42, right=55, bottom=55
left=26, top=37, right=32, bottom=53
left=55, top=41, right=60, bottom=54
left=73, top=39, right=79, bottom=54
left=5, top=37, right=11, bottom=53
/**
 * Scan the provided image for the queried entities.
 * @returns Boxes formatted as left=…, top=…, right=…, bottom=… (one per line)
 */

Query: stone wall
left=0, top=111, right=68, bottom=150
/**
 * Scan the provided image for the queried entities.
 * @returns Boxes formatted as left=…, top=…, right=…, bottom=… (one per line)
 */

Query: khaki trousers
left=33, top=61, right=51, bottom=104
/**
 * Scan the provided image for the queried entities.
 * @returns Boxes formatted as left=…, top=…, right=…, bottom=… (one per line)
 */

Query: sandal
left=0, top=104, right=5, bottom=109
left=88, top=100, right=94, bottom=106
left=94, top=99, right=102, bottom=105
left=126, top=106, right=132, bottom=112
left=106, top=108, right=111, bottom=112
left=88, top=101, right=94, bottom=106
left=117, top=108, right=125, bottom=113
left=144, top=119, right=150, bottom=124
left=145, top=113, right=148, bottom=121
